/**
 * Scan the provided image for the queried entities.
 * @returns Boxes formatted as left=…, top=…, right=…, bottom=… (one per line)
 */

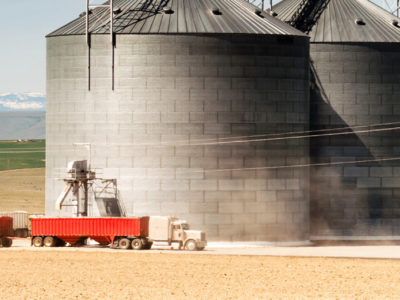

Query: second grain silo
left=46, top=0, right=310, bottom=242
left=272, top=0, right=400, bottom=239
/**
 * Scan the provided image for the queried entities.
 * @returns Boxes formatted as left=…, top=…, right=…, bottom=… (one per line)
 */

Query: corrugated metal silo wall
left=310, top=43, right=400, bottom=237
left=46, top=34, right=310, bottom=242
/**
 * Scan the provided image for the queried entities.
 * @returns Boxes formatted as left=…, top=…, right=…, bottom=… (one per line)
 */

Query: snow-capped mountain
left=0, top=92, right=46, bottom=111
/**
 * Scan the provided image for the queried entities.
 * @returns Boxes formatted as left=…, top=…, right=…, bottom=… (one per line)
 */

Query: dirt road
left=0, top=250, right=399, bottom=299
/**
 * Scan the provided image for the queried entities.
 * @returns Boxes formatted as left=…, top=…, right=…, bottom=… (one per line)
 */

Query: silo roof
left=271, top=0, right=400, bottom=42
left=47, top=0, right=306, bottom=37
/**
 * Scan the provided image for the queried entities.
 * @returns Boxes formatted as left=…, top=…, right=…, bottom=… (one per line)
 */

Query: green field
left=0, top=140, right=45, bottom=171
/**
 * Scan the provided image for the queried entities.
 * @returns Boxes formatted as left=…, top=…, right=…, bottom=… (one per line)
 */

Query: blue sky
left=0, top=0, right=85, bottom=93
left=0, top=0, right=392, bottom=94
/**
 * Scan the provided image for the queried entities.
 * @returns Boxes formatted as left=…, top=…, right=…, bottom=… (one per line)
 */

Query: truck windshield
left=181, top=223, right=190, bottom=230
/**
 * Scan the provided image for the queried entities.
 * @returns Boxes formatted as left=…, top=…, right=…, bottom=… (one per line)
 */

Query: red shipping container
left=0, top=217, right=13, bottom=237
left=31, top=217, right=149, bottom=245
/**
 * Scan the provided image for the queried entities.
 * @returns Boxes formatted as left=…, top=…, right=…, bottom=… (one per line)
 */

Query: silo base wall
left=309, top=43, right=400, bottom=238
left=46, top=34, right=310, bottom=242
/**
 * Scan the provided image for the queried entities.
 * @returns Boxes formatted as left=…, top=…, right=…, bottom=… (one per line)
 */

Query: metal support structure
left=381, top=0, right=400, bottom=16
left=287, top=0, right=330, bottom=33
left=86, top=0, right=115, bottom=91
left=56, top=157, right=126, bottom=217
left=246, top=0, right=266, bottom=10
left=83, top=182, right=89, bottom=216
left=111, top=0, right=115, bottom=91
left=250, top=0, right=399, bottom=17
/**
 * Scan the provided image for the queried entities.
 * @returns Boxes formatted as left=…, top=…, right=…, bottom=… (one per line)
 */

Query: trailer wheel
left=131, top=238, right=143, bottom=250
left=43, top=236, right=56, bottom=247
left=185, top=239, right=197, bottom=251
left=32, top=236, right=43, bottom=247
left=1, top=237, right=12, bottom=248
left=118, top=238, right=131, bottom=250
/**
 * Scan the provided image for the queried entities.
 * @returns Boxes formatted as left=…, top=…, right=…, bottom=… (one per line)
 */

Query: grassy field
left=0, top=140, right=45, bottom=171
left=0, top=168, right=45, bottom=213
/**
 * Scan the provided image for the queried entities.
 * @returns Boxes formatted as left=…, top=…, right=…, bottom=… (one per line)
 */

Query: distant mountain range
left=0, top=93, right=46, bottom=140
left=0, top=92, right=46, bottom=111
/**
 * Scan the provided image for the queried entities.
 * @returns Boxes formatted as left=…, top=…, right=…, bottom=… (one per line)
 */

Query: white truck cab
left=149, top=216, right=207, bottom=251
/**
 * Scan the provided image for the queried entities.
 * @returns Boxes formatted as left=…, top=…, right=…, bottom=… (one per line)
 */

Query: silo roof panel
left=47, top=0, right=306, bottom=37
left=271, top=0, right=400, bottom=42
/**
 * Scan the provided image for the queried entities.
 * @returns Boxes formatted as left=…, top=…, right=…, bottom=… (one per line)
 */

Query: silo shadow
left=309, top=61, right=396, bottom=238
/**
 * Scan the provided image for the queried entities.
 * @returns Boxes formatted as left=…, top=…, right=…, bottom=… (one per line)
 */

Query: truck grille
left=201, top=232, right=206, bottom=241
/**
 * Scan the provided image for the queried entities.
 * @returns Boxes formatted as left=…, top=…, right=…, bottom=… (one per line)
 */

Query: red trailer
left=31, top=217, right=151, bottom=250
left=0, top=217, right=13, bottom=247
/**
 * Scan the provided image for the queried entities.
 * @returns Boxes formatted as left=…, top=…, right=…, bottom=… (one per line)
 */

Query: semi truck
left=0, top=211, right=29, bottom=237
left=31, top=216, right=207, bottom=251
left=0, top=217, right=13, bottom=247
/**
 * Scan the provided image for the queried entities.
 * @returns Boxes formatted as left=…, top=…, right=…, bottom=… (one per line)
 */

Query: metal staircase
left=288, top=0, right=330, bottom=33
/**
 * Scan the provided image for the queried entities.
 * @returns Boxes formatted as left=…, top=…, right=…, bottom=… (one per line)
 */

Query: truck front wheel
left=131, top=238, right=143, bottom=250
left=185, top=239, right=197, bottom=251
left=32, top=236, right=43, bottom=247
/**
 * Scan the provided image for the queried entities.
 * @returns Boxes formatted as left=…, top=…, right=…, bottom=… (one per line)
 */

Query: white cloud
left=0, top=100, right=44, bottom=110
left=25, top=92, right=45, bottom=98
left=0, top=92, right=45, bottom=99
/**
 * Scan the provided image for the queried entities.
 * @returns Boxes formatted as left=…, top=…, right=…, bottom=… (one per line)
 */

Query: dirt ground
left=0, top=251, right=399, bottom=299
left=0, top=168, right=44, bottom=213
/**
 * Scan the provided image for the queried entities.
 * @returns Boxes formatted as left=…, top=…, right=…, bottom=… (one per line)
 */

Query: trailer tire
left=32, top=236, right=43, bottom=247
left=131, top=238, right=143, bottom=250
left=43, top=236, right=56, bottom=247
left=118, top=238, right=131, bottom=250
left=185, top=239, right=197, bottom=251
left=1, top=237, right=12, bottom=248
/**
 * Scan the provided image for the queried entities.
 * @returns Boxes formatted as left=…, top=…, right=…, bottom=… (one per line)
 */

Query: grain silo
left=46, top=0, right=310, bottom=242
left=271, top=0, right=400, bottom=240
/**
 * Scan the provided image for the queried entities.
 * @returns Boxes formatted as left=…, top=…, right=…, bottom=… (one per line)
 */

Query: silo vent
left=113, top=8, right=122, bottom=15
left=255, top=9, right=263, bottom=17
left=392, top=20, right=400, bottom=28
left=212, top=8, right=222, bottom=15
left=79, top=10, right=92, bottom=17
left=163, top=7, right=174, bottom=14
left=269, top=10, right=278, bottom=17
left=355, top=18, right=366, bottom=25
